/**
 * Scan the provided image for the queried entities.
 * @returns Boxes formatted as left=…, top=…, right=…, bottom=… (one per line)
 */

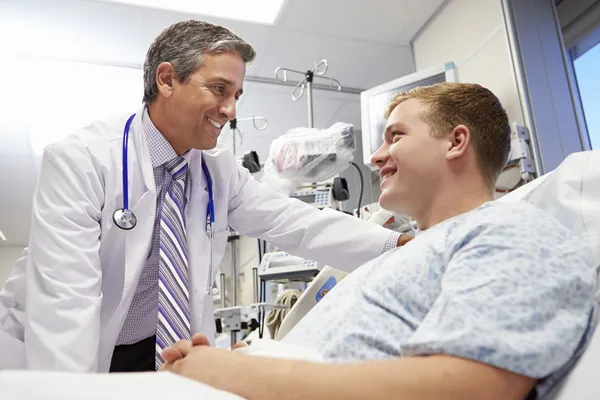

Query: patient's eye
left=391, top=132, right=404, bottom=142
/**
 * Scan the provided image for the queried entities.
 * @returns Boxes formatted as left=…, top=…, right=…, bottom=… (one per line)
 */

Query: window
left=572, top=41, right=600, bottom=149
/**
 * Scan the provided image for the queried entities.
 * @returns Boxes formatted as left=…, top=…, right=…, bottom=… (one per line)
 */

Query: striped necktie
left=155, top=156, right=191, bottom=369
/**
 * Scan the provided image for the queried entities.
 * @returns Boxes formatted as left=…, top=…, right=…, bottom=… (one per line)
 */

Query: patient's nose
left=371, top=143, right=390, bottom=168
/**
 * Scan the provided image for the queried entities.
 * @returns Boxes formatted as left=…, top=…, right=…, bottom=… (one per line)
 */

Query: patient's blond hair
left=386, top=82, right=511, bottom=187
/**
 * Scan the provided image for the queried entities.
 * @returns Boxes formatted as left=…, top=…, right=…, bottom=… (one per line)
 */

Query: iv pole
left=228, top=116, right=269, bottom=156
left=224, top=115, right=267, bottom=349
left=275, top=60, right=342, bottom=128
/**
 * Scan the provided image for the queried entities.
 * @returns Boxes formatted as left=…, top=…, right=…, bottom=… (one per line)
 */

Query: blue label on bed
left=316, top=276, right=337, bottom=302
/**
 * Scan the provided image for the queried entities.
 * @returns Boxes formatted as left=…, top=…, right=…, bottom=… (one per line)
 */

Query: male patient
left=159, top=83, right=597, bottom=400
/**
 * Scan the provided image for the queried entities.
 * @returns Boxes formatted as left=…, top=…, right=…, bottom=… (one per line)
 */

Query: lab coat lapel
left=186, top=150, right=212, bottom=333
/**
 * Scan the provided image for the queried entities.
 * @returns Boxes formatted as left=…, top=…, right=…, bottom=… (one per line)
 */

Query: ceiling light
left=94, top=0, right=286, bottom=25
left=0, top=230, right=6, bottom=242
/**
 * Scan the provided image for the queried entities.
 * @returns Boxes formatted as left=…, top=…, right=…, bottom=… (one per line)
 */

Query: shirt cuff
left=383, top=232, right=401, bottom=253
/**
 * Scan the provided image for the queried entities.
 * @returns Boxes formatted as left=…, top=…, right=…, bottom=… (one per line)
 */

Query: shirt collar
left=142, top=107, right=192, bottom=167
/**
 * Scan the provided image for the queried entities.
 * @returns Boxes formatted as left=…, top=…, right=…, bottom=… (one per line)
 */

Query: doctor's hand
left=397, top=235, right=414, bottom=247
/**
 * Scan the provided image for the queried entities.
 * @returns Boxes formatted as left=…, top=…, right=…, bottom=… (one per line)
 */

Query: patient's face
left=371, top=99, right=448, bottom=214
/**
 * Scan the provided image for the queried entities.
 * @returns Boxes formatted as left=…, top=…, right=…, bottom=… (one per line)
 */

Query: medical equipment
left=237, top=150, right=261, bottom=173
left=112, top=114, right=138, bottom=230
left=275, top=266, right=349, bottom=340
left=228, top=116, right=267, bottom=174
left=228, top=116, right=268, bottom=156
left=258, top=251, right=323, bottom=282
left=495, top=123, right=536, bottom=194
left=290, top=185, right=342, bottom=209
left=112, top=113, right=217, bottom=295
left=275, top=59, right=342, bottom=128
left=213, top=303, right=287, bottom=348
left=262, top=122, right=356, bottom=194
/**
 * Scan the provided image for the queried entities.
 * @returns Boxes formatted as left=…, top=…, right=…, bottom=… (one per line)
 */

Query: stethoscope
left=113, top=113, right=218, bottom=294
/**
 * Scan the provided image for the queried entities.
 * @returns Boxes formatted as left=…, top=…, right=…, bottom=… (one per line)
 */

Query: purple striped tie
left=155, top=156, right=190, bottom=369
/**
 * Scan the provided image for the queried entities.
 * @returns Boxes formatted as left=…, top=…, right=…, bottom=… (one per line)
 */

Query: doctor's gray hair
left=143, top=20, right=256, bottom=104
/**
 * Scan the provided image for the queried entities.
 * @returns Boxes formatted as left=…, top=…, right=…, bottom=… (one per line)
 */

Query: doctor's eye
left=212, top=85, right=226, bottom=95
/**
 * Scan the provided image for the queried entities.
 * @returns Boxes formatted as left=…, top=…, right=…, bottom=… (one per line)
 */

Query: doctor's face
left=169, top=51, right=246, bottom=151
left=370, top=99, right=448, bottom=216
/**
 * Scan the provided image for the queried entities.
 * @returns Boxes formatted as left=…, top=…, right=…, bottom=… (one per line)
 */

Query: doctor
left=0, top=20, right=402, bottom=373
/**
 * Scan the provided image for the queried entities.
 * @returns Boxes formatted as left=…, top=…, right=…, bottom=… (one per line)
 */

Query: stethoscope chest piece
left=113, top=208, right=137, bottom=230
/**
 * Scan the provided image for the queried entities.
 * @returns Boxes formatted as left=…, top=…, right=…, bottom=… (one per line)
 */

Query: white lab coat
left=0, top=109, right=392, bottom=372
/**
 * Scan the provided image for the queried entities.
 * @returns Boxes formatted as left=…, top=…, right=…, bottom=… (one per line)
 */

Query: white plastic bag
left=262, top=122, right=355, bottom=194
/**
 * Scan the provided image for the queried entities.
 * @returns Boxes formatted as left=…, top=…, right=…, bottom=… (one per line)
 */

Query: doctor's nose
left=370, top=143, right=390, bottom=169
left=218, top=97, right=237, bottom=121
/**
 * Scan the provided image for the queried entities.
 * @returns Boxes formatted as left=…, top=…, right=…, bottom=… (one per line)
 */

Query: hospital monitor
left=360, top=64, right=457, bottom=169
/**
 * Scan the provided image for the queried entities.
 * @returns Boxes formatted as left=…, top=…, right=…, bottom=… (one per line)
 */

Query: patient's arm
left=163, top=345, right=535, bottom=400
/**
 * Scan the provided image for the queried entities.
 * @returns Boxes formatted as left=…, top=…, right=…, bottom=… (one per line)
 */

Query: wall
left=412, top=0, right=524, bottom=127
left=413, top=0, right=588, bottom=175
left=0, top=246, right=25, bottom=286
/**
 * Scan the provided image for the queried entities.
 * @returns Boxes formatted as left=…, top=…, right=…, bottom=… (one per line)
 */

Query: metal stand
left=214, top=303, right=288, bottom=341
left=252, top=267, right=259, bottom=303
left=228, top=116, right=268, bottom=156
left=275, top=60, right=342, bottom=129
left=219, top=273, right=226, bottom=309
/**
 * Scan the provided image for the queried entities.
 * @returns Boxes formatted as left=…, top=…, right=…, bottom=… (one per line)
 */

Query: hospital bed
left=0, top=150, right=598, bottom=399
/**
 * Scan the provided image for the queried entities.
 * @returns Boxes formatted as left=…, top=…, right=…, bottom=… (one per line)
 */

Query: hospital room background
left=0, top=0, right=598, bottom=343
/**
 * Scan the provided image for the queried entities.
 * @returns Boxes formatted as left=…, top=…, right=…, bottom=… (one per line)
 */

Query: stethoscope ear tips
left=113, top=208, right=137, bottom=230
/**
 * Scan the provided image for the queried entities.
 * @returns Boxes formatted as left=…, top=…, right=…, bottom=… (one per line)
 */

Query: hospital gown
left=283, top=201, right=598, bottom=398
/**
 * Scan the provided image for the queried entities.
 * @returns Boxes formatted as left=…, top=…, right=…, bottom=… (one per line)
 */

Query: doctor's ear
left=446, top=124, right=470, bottom=161
left=156, top=62, right=177, bottom=99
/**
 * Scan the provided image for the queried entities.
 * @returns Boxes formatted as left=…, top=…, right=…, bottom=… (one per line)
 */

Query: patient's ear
left=446, top=124, right=470, bottom=161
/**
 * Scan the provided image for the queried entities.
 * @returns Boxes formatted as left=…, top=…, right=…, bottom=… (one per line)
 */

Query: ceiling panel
left=277, top=0, right=446, bottom=44
left=358, top=45, right=414, bottom=88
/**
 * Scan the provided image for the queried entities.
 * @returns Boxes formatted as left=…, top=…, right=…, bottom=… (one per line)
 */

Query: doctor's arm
left=25, top=143, right=103, bottom=371
left=226, top=163, right=401, bottom=272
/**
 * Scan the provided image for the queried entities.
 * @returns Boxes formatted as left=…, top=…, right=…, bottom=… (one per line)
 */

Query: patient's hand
left=161, top=333, right=210, bottom=365
left=161, top=344, right=258, bottom=397
left=161, top=334, right=248, bottom=368
left=232, top=341, right=248, bottom=350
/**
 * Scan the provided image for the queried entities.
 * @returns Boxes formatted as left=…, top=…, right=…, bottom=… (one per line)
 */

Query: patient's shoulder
left=444, top=200, right=588, bottom=258
left=454, top=200, right=571, bottom=237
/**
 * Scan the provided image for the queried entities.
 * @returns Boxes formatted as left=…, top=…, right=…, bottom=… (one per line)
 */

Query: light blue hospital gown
left=283, top=201, right=598, bottom=398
